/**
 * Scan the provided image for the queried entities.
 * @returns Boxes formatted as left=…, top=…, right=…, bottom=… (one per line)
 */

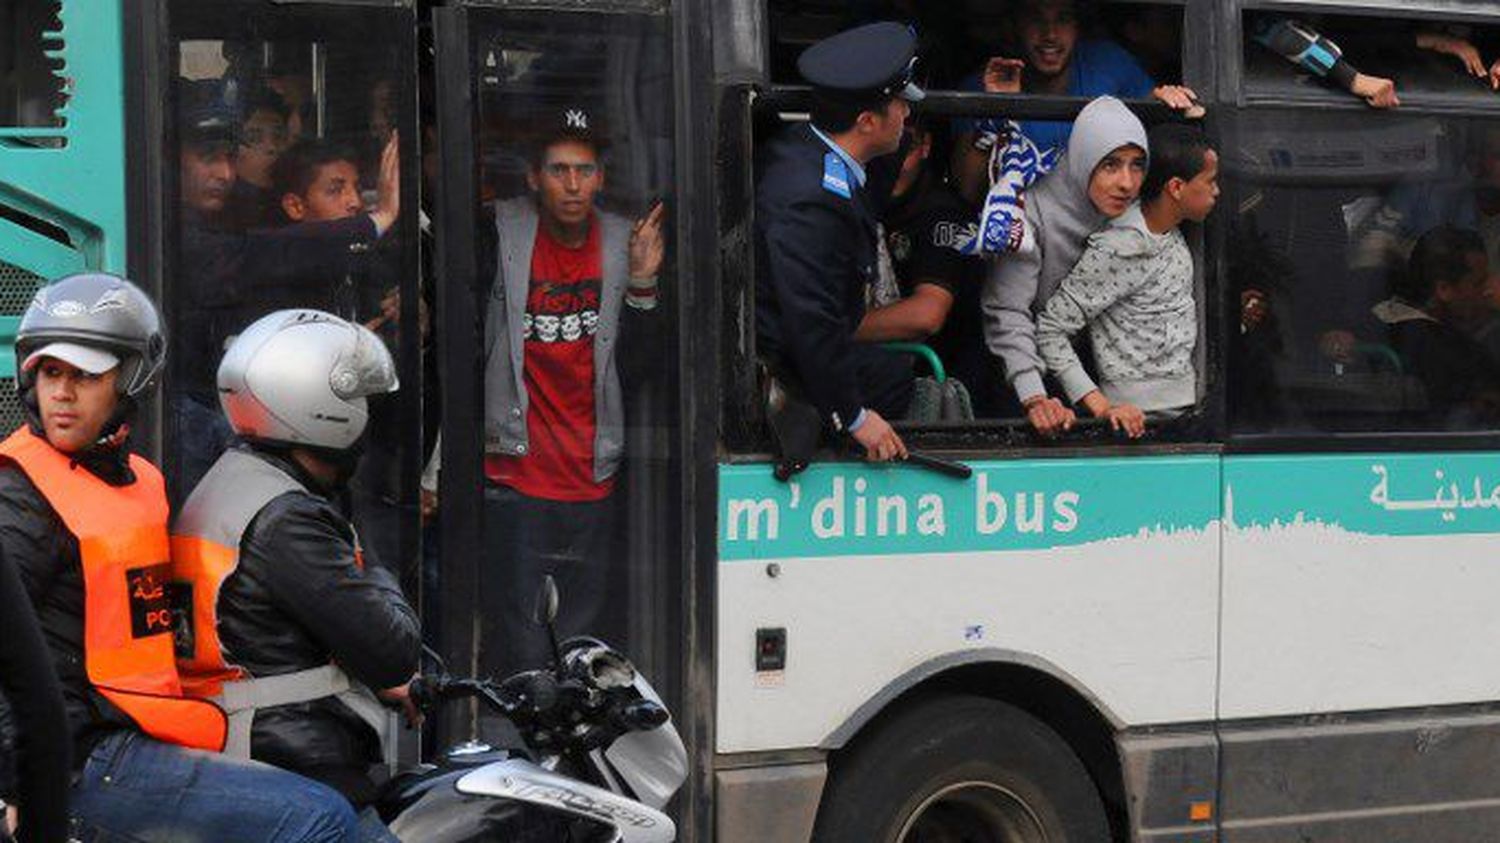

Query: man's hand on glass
left=370, top=132, right=401, bottom=236
left=629, top=199, right=667, bottom=280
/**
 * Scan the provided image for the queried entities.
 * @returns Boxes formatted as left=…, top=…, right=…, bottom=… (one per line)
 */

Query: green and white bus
left=8, top=1, right=1500, bottom=841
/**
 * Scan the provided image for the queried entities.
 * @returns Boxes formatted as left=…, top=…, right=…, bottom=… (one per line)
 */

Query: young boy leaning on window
left=1035, top=123, right=1219, bottom=438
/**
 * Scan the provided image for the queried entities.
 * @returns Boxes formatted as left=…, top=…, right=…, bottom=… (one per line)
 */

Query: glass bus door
left=429, top=0, right=686, bottom=756
left=157, top=0, right=423, bottom=598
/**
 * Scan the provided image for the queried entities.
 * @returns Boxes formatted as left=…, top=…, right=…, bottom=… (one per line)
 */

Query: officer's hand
left=1024, top=395, right=1075, bottom=438
left=629, top=200, right=667, bottom=280
left=851, top=411, right=908, bottom=462
left=5, top=804, right=17, bottom=837
left=420, top=488, right=438, bottom=523
left=380, top=680, right=424, bottom=728
left=371, top=132, right=401, bottom=235
left=982, top=57, right=1025, bottom=94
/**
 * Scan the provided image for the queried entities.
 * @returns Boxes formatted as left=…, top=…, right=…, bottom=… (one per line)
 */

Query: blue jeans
left=70, top=731, right=359, bottom=842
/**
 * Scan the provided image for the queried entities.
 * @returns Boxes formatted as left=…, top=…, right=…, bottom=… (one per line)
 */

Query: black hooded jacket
left=210, top=445, right=421, bottom=805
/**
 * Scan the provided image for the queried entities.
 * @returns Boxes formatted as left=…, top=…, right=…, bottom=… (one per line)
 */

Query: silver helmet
left=15, top=273, right=166, bottom=398
left=217, top=310, right=398, bottom=450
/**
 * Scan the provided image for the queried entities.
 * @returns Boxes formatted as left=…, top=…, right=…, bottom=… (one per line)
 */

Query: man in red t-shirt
left=480, top=108, right=665, bottom=677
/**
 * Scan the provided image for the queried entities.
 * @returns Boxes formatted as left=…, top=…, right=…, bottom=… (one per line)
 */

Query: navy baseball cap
left=179, top=78, right=241, bottom=146
left=797, top=22, right=925, bottom=104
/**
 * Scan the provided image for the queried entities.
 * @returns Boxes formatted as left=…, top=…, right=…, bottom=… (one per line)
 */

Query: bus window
left=752, top=1, right=1206, bottom=444
left=1242, top=11, right=1500, bottom=110
left=464, top=9, right=679, bottom=736
left=163, top=4, right=421, bottom=587
left=0, top=0, right=66, bottom=136
left=1224, top=109, right=1500, bottom=435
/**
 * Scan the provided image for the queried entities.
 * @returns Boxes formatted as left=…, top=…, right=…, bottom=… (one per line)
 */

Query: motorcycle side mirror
left=533, top=575, right=560, bottom=626
left=534, top=575, right=564, bottom=669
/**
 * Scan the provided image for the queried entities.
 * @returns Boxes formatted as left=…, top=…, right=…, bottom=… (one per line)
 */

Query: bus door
left=429, top=0, right=689, bottom=780
left=155, top=0, right=422, bottom=591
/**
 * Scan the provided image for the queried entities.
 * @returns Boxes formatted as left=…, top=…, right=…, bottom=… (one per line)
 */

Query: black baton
left=903, top=450, right=972, bottom=479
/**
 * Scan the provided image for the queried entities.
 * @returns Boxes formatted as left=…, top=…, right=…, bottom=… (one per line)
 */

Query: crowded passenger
left=479, top=106, right=665, bottom=679
left=226, top=85, right=292, bottom=229
left=951, top=0, right=1200, bottom=202
left=1036, top=123, right=1217, bottom=437
left=756, top=22, right=921, bottom=463
left=4, top=273, right=362, bottom=842
left=1373, top=226, right=1500, bottom=426
left=171, top=76, right=402, bottom=503
left=862, top=121, right=1005, bottom=415
left=173, top=310, right=418, bottom=839
left=982, top=95, right=1149, bottom=436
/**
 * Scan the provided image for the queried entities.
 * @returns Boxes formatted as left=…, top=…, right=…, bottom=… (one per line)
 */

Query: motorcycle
left=374, top=577, right=688, bottom=842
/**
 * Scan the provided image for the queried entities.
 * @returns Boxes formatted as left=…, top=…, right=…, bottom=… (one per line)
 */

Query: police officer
left=172, top=310, right=419, bottom=825
left=3, top=274, right=360, bottom=842
left=755, top=22, right=924, bottom=462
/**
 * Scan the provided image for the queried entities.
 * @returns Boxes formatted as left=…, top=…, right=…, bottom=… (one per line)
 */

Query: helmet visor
left=329, top=323, right=398, bottom=400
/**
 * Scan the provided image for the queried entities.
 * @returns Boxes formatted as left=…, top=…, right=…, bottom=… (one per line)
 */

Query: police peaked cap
left=797, top=22, right=925, bottom=105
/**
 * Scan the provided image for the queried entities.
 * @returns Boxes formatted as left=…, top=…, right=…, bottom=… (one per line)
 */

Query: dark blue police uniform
left=754, top=22, right=924, bottom=433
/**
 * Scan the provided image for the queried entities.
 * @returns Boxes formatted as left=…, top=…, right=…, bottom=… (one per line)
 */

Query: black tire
left=812, top=695, right=1111, bottom=843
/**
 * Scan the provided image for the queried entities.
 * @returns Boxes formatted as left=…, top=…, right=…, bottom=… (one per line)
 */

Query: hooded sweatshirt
left=981, top=96, right=1149, bottom=404
left=1035, top=204, right=1197, bottom=412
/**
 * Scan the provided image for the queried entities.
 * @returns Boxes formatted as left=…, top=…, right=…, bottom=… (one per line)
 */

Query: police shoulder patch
left=821, top=152, right=852, bottom=199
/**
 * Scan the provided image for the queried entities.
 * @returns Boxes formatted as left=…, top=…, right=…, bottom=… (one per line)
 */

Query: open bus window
left=1242, top=11, right=1500, bottom=110
left=466, top=10, right=678, bottom=735
left=1224, top=109, right=1500, bottom=436
left=749, top=1, right=1206, bottom=445
left=164, top=5, right=420, bottom=586
left=768, top=0, right=1182, bottom=93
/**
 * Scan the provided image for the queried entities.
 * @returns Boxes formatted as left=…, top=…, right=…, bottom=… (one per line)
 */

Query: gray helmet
left=217, top=309, right=398, bottom=450
left=15, top=273, right=166, bottom=398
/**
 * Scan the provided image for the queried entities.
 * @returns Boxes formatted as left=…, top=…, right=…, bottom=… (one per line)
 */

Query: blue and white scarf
left=956, top=118, right=1058, bottom=256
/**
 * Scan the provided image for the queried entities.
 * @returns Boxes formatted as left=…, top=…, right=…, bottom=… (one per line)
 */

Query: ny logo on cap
left=565, top=109, right=588, bottom=130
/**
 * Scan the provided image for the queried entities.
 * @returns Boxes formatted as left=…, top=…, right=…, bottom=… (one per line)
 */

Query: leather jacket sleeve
left=237, top=492, right=421, bottom=691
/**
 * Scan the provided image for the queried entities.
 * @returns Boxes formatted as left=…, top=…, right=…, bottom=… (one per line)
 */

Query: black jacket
left=755, top=124, right=901, bottom=430
left=214, top=446, right=421, bottom=805
left=0, top=538, right=71, bottom=843
left=2, top=434, right=141, bottom=772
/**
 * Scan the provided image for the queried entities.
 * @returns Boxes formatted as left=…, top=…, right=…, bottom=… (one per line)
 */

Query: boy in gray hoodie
left=1035, top=124, right=1219, bottom=436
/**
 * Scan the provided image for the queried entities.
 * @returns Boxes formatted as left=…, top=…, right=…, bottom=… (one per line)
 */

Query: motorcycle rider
left=2, top=273, right=361, bottom=841
left=171, top=309, right=420, bottom=835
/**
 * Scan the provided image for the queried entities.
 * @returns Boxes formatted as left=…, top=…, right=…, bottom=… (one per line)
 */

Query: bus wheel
left=813, top=695, right=1110, bottom=843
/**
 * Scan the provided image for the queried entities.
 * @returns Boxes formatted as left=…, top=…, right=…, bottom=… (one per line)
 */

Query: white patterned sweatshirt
left=1035, top=205, right=1197, bottom=412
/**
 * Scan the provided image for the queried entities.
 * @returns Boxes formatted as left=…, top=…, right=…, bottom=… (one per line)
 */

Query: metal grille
left=0, top=260, right=44, bottom=313
left=0, top=260, right=44, bottom=432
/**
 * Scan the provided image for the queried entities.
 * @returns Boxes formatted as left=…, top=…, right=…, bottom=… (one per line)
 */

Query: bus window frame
left=1222, top=3, right=1500, bottom=453
left=1231, top=2, right=1500, bottom=115
left=727, top=0, right=1225, bottom=459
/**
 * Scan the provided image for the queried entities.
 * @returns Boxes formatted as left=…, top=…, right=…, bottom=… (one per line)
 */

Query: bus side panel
left=715, top=455, right=1221, bottom=754
left=1222, top=452, right=1500, bottom=718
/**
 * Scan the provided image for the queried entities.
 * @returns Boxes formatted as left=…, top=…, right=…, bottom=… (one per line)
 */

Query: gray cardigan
left=483, top=196, right=632, bottom=484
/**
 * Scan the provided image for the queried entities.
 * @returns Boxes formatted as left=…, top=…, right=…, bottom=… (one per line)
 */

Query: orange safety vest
left=171, top=448, right=396, bottom=764
left=169, top=448, right=306, bottom=698
left=0, top=427, right=227, bottom=752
